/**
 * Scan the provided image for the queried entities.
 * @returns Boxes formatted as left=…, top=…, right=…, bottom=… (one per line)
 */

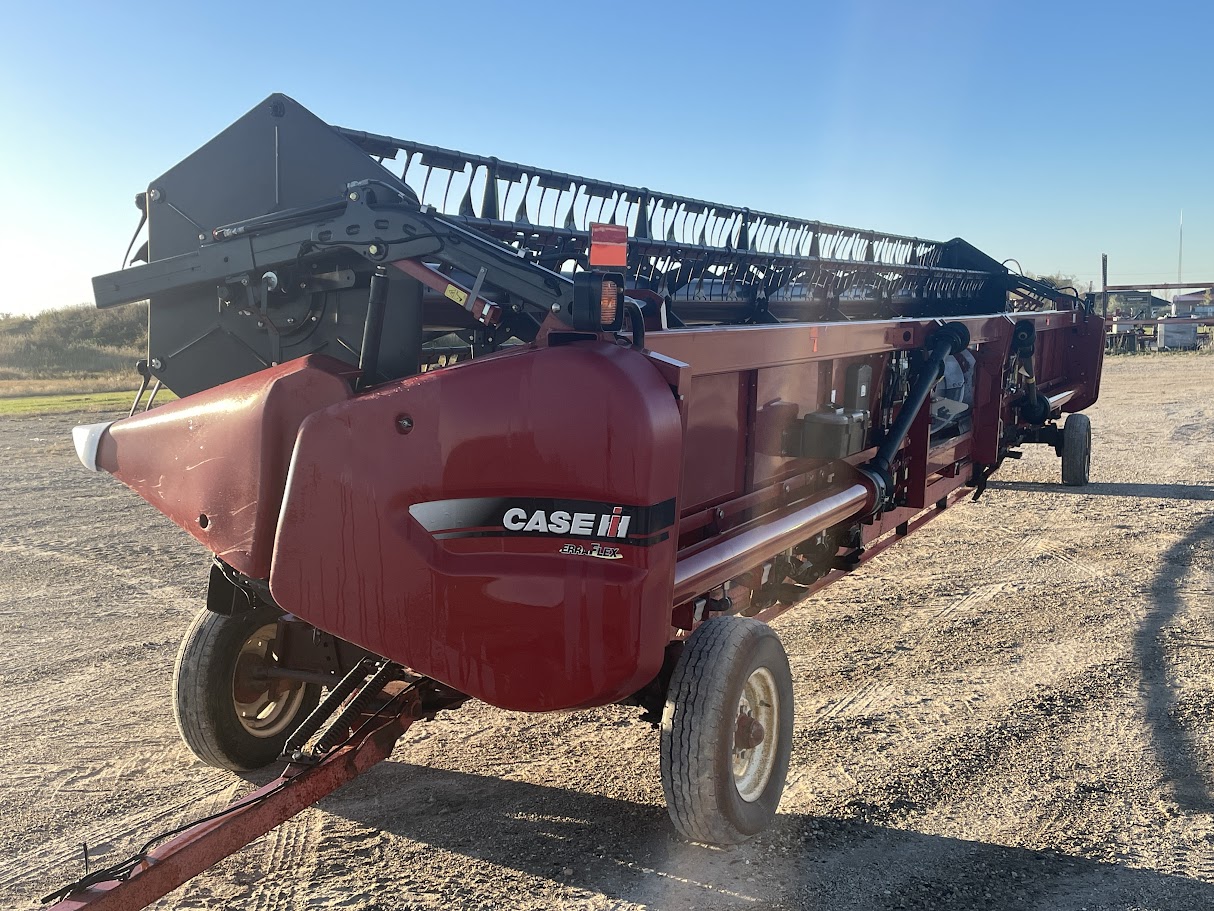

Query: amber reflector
left=600, top=280, right=619, bottom=327
left=589, top=222, right=628, bottom=267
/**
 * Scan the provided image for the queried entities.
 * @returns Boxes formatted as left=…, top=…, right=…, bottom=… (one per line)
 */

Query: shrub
left=0, top=303, right=146, bottom=379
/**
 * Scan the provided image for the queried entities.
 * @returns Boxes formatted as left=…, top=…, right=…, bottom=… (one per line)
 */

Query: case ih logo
left=503, top=505, right=631, bottom=538
left=409, top=496, right=676, bottom=547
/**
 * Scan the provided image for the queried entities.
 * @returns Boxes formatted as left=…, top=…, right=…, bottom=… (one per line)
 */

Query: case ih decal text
left=503, top=505, right=629, bottom=538
left=409, top=496, right=676, bottom=547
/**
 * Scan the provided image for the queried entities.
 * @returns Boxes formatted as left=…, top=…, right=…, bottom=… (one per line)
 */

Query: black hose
left=1012, top=319, right=1048, bottom=424
left=862, top=322, right=970, bottom=509
left=311, top=661, right=399, bottom=756
left=121, top=207, right=147, bottom=268
left=282, top=658, right=376, bottom=757
left=625, top=299, right=646, bottom=349
left=870, top=323, right=969, bottom=478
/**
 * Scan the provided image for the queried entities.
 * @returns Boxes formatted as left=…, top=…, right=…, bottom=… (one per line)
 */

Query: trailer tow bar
left=42, top=678, right=464, bottom=911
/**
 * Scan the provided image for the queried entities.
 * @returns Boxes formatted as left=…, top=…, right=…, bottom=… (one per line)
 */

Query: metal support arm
left=43, top=682, right=464, bottom=911
left=93, top=185, right=575, bottom=320
left=860, top=321, right=971, bottom=510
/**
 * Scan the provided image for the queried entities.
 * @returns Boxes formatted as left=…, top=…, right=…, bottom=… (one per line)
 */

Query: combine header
left=50, top=94, right=1102, bottom=907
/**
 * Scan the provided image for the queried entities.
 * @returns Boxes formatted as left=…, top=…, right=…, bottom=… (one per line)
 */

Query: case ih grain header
left=48, top=94, right=1102, bottom=908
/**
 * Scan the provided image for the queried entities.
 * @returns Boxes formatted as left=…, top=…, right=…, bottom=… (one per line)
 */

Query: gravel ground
left=1, top=354, right=1212, bottom=910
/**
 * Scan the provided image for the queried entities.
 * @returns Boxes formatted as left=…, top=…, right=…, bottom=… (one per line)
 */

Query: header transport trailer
left=48, top=94, right=1102, bottom=908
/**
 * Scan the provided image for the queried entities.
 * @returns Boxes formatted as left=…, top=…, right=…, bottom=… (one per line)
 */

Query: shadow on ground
left=1137, top=511, right=1214, bottom=814
left=324, top=763, right=1214, bottom=910
left=987, top=480, right=1214, bottom=500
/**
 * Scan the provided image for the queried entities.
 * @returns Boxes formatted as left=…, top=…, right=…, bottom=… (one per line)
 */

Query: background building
left=1171, top=288, right=1214, bottom=317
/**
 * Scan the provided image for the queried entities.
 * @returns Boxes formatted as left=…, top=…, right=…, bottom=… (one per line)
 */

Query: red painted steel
left=672, top=483, right=871, bottom=604
left=270, top=341, right=685, bottom=712
left=642, top=315, right=1007, bottom=376
left=678, top=371, right=747, bottom=512
left=63, top=301, right=1106, bottom=911
left=86, top=303, right=1105, bottom=714
left=95, top=355, right=357, bottom=578
left=46, top=694, right=424, bottom=911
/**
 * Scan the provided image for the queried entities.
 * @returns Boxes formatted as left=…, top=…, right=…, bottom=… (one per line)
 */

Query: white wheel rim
left=732, top=666, right=780, bottom=803
left=231, top=623, right=308, bottom=738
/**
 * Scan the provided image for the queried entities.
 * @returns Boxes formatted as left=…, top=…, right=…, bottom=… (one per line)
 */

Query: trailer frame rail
left=43, top=681, right=464, bottom=911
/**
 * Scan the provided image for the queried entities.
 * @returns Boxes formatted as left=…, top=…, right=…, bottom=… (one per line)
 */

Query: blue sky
left=1, top=0, right=1209, bottom=315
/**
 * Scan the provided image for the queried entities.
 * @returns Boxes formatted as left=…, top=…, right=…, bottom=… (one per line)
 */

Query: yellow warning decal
left=444, top=285, right=468, bottom=306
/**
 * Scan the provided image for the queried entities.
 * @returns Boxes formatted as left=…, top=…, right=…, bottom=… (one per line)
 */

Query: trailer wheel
left=660, top=616, right=793, bottom=844
left=173, top=605, right=320, bottom=771
left=1061, top=413, right=1092, bottom=487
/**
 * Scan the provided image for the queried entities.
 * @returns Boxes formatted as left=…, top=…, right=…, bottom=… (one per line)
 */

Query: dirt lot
left=2, top=354, right=1213, bottom=910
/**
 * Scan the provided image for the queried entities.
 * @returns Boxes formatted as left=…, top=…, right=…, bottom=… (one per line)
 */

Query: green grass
left=0, top=388, right=177, bottom=416
left=0, top=304, right=156, bottom=414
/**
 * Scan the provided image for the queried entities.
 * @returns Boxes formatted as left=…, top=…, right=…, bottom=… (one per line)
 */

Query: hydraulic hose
left=1013, top=319, right=1048, bottom=424
left=311, top=660, right=399, bottom=756
left=862, top=321, right=971, bottom=509
left=282, top=658, right=377, bottom=758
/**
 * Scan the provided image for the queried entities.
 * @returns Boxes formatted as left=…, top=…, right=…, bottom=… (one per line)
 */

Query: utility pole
left=1101, top=253, right=1108, bottom=317
left=1178, top=209, right=1184, bottom=290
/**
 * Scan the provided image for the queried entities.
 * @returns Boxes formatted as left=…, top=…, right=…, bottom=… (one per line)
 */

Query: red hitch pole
left=45, top=693, right=426, bottom=911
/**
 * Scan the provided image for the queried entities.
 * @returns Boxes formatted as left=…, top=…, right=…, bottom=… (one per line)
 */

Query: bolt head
left=150, top=357, right=163, bottom=370
left=550, top=303, right=561, bottom=313
left=367, top=244, right=379, bottom=256
left=198, top=233, right=206, bottom=242
left=348, top=191, right=359, bottom=201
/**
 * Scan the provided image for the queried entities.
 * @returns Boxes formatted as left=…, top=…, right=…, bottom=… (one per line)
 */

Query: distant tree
left=26, top=303, right=145, bottom=350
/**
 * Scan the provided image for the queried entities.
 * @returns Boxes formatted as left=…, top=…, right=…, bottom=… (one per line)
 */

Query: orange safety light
left=570, top=272, right=625, bottom=331
left=600, top=278, right=619, bottom=326
left=589, top=223, right=628, bottom=268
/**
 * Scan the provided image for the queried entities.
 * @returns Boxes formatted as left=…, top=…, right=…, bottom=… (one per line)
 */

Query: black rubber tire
left=1061, top=413, right=1092, bottom=487
left=660, top=616, right=794, bottom=844
left=172, top=605, right=320, bottom=771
